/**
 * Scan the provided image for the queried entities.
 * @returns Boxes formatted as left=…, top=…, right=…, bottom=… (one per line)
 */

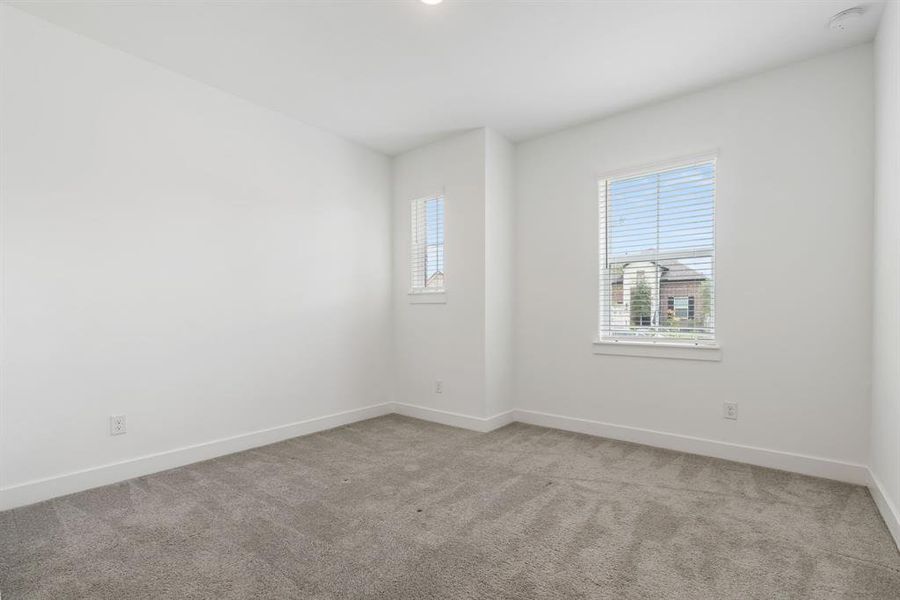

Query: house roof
left=657, top=259, right=706, bottom=283
left=611, top=259, right=707, bottom=284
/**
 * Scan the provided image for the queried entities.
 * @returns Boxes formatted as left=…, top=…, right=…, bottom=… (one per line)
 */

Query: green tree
left=630, top=279, right=652, bottom=327
left=698, top=279, right=712, bottom=326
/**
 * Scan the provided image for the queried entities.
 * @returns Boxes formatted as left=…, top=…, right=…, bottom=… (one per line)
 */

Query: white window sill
left=409, top=291, right=446, bottom=304
left=593, top=339, right=721, bottom=361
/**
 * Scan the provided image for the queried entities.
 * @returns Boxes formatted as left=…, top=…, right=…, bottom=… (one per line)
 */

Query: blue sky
left=607, top=162, right=714, bottom=277
left=425, top=197, right=444, bottom=279
left=607, top=162, right=714, bottom=257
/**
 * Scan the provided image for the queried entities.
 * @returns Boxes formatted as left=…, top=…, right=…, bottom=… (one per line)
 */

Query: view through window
left=599, top=159, right=716, bottom=344
left=410, top=195, right=445, bottom=292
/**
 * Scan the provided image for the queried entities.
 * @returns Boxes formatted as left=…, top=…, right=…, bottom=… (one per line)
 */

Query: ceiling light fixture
left=421, top=0, right=443, bottom=5
left=828, top=6, right=865, bottom=31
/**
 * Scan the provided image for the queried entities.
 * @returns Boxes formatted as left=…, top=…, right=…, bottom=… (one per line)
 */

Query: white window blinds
left=410, top=195, right=445, bottom=293
left=599, top=158, right=716, bottom=344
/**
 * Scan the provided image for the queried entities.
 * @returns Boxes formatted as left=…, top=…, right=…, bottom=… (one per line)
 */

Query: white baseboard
left=391, top=402, right=514, bottom=433
left=0, top=402, right=393, bottom=511
left=0, top=402, right=876, bottom=514
left=868, top=469, right=900, bottom=549
left=513, top=409, right=870, bottom=486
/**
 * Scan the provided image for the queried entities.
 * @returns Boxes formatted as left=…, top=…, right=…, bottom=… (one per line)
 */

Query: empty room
left=1, top=0, right=899, bottom=598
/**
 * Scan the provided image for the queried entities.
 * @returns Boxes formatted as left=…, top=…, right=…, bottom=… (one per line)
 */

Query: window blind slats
left=612, top=171, right=713, bottom=192
left=599, top=159, right=716, bottom=344
left=410, top=195, right=445, bottom=293
left=607, top=182, right=715, bottom=205
left=608, top=204, right=715, bottom=225
left=610, top=195, right=717, bottom=214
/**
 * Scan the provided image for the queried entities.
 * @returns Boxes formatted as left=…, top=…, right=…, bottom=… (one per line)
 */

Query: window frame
left=409, top=193, right=446, bottom=303
left=595, top=153, right=720, bottom=359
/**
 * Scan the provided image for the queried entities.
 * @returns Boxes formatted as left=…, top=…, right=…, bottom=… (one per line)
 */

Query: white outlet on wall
left=434, top=379, right=443, bottom=394
left=723, top=402, right=738, bottom=420
left=110, top=415, right=127, bottom=436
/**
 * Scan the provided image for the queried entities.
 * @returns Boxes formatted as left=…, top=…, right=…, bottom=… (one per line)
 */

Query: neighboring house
left=609, top=259, right=710, bottom=331
left=425, top=271, right=444, bottom=290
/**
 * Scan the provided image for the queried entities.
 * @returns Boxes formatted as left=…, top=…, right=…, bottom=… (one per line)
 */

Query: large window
left=410, top=195, right=445, bottom=293
left=599, top=158, right=716, bottom=345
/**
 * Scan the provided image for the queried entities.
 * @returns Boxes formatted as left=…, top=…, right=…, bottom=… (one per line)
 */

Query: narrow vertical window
left=599, top=158, right=716, bottom=344
left=410, top=195, right=445, bottom=294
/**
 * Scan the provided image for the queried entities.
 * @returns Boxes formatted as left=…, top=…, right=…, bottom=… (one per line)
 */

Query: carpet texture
left=1, top=415, right=898, bottom=599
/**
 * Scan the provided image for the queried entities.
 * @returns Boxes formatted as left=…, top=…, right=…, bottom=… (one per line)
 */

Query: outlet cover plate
left=110, top=415, right=127, bottom=435
left=723, top=402, right=738, bottom=420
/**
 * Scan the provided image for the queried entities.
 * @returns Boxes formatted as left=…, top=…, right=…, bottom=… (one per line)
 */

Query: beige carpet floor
left=1, top=414, right=898, bottom=599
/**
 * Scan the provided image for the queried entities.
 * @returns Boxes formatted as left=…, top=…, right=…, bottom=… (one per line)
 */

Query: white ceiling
left=10, top=0, right=885, bottom=155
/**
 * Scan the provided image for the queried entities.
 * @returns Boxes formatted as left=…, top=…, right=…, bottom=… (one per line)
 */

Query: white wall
left=391, top=128, right=515, bottom=422
left=515, top=45, right=874, bottom=468
left=0, top=7, right=392, bottom=500
left=392, top=130, right=487, bottom=418
left=871, top=0, right=900, bottom=539
left=0, top=5, right=886, bottom=514
left=484, top=129, right=515, bottom=417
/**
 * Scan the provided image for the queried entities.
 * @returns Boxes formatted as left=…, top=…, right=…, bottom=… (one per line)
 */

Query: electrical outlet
left=434, top=379, right=443, bottom=394
left=723, top=402, right=738, bottom=420
left=110, top=415, right=127, bottom=436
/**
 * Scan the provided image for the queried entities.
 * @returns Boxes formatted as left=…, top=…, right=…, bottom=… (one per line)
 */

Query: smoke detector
left=829, top=6, right=866, bottom=31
